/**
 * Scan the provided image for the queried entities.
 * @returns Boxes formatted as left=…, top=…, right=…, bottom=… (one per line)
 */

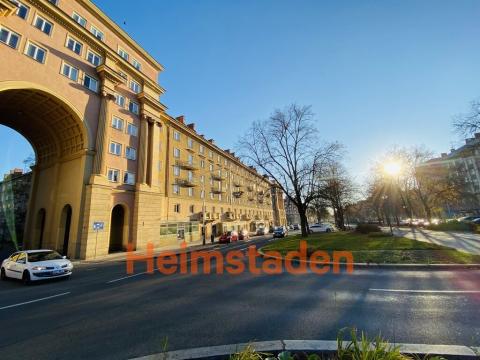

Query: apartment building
left=0, top=0, right=285, bottom=259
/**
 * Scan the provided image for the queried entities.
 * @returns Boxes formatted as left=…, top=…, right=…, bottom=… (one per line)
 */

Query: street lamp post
left=202, top=178, right=206, bottom=245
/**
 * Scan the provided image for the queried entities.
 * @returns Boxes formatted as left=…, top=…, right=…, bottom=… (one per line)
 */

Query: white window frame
left=61, top=62, right=78, bottom=81
left=129, top=80, right=141, bottom=94
left=66, top=36, right=82, bottom=55
left=107, top=168, right=119, bottom=182
left=72, top=12, right=86, bottom=27
left=90, top=25, right=104, bottom=41
left=109, top=141, right=122, bottom=156
left=173, top=166, right=180, bottom=176
left=123, top=171, right=135, bottom=185
left=187, top=138, right=194, bottom=148
left=173, top=185, right=180, bottom=195
left=86, top=49, right=102, bottom=67
left=173, top=131, right=180, bottom=141
left=118, top=47, right=129, bottom=61
left=25, top=41, right=46, bottom=63
left=132, top=58, right=142, bottom=71
left=114, top=93, right=125, bottom=107
left=188, top=188, right=193, bottom=197
left=83, top=74, right=98, bottom=92
left=173, top=148, right=180, bottom=158
left=127, top=123, right=138, bottom=137
left=11, top=0, right=29, bottom=20
left=0, top=26, right=21, bottom=49
left=33, top=15, right=53, bottom=36
left=125, top=146, right=137, bottom=160
left=111, top=116, right=124, bottom=131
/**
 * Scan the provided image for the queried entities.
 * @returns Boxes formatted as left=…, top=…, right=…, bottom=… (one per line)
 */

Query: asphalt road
left=1, top=235, right=479, bottom=360
left=392, top=227, right=480, bottom=254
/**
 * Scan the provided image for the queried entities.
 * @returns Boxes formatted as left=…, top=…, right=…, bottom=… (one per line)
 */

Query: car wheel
left=0, top=268, right=7, bottom=281
left=22, top=270, right=31, bottom=285
left=326, top=229, right=331, bottom=233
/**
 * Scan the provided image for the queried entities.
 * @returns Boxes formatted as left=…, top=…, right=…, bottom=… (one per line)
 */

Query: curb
left=257, top=249, right=480, bottom=270
left=130, top=340, right=479, bottom=360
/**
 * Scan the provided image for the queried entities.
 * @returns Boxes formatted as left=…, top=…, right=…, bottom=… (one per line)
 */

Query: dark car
left=292, top=224, right=300, bottom=230
left=273, top=226, right=287, bottom=238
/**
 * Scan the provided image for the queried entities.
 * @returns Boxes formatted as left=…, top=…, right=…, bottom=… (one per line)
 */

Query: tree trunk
left=299, top=206, right=309, bottom=237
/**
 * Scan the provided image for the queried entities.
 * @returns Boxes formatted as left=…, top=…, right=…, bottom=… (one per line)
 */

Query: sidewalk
left=72, top=238, right=218, bottom=265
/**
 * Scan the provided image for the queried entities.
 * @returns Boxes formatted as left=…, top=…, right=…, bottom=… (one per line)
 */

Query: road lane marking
left=107, top=271, right=150, bottom=284
left=0, top=292, right=71, bottom=310
left=370, top=288, right=480, bottom=294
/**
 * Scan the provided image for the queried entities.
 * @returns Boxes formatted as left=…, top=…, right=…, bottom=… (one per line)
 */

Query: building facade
left=0, top=0, right=286, bottom=259
left=419, top=133, right=480, bottom=216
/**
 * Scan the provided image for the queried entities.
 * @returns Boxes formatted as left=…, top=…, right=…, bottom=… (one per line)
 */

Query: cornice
left=0, top=0, right=16, bottom=17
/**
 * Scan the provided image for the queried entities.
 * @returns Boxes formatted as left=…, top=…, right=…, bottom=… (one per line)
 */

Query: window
left=72, top=12, right=86, bottom=27
left=173, top=148, right=180, bottom=158
left=90, top=25, right=104, bottom=41
left=132, top=58, right=141, bottom=70
left=111, top=116, right=124, bottom=131
left=188, top=188, right=193, bottom=197
left=210, top=192, right=214, bottom=199
left=188, top=154, right=194, bottom=165
left=173, top=166, right=180, bottom=176
left=200, top=175, right=204, bottom=183
left=118, top=71, right=128, bottom=82
left=115, top=93, right=125, bottom=107
left=34, top=15, right=53, bottom=35
left=125, top=146, right=136, bottom=160
left=128, top=101, right=139, bottom=115
left=118, top=48, right=129, bottom=61
left=173, top=185, right=180, bottom=195
left=187, top=138, right=194, bottom=148
left=209, top=150, right=213, bottom=158
left=127, top=123, right=138, bottom=137
left=201, top=190, right=205, bottom=198
left=129, top=80, right=141, bottom=94
left=123, top=172, right=135, bottom=185
left=83, top=74, right=98, bottom=92
left=174, top=203, right=180, bottom=212
left=25, top=42, right=46, bottom=63
left=86, top=50, right=101, bottom=66
left=200, top=160, right=205, bottom=168
left=209, top=164, right=214, bottom=172
left=48, top=0, right=59, bottom=5
left=189, top=205, right=195, bottom=213
left=199, top=145, right=205, bottom=154
left=0, top=27, right=20, bottom=49
left=173, top=131, right=180, bottom=141
left=61, top=63, right=78, bottom=81
left=11, top=0, right=29, bottom=20
left=107, top=169, right=119, bottom=182
left=66, top=37, right=82, bottom=55
left=109, top=142, right=122, bottom=156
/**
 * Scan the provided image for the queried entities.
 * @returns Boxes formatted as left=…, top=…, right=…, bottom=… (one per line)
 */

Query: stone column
left=93, top=90, right=115, bottom=175
left=137, top=115, right=149, bottom=184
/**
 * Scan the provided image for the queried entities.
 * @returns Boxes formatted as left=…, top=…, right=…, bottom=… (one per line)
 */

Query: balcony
left=201, top=212, right=212, bottom=220
left=213, top=213, right=220, bottom=220
left=254, top=215, right=261, bottom=220
left=211, top=188, right=226, bottom=194
left=233, top=191, right=244, bottom=198
left=176, top=160, right=198, bottom=170
left=211, top=173, right=226, bottom=181
left=243, top=214, right=252, bottom=221
left=175, top=178, right=197, bottom=187
left=224, top=212, right=236, bottom=221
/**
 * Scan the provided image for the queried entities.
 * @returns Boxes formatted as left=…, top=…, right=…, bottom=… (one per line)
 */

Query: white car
left=309, top=223, right=335, bottom=233
left=1, top=250, right=73, bottom=284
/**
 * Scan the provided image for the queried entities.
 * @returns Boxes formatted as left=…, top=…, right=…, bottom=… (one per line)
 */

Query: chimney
left=225, top=149, right=230, bottom=153
left=208, top=139, right=214, bottom=144
left=176, top=115, right=185, bottom=124
left=187, top=123, right=195, bottom=131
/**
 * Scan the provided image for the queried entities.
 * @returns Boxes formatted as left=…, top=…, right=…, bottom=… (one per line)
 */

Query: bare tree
left=238, top=104, right=341, bottom=236
left=453, top=99, right=480, bottom=136
left=316, top=161, right=356, bottom=230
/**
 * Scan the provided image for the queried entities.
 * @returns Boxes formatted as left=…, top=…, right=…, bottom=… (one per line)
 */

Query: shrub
left=426, top=220, right=475, bottom=232
left=355, top=223, right=381, bottom=234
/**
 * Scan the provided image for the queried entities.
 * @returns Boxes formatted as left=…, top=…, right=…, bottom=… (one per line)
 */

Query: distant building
left=419, top=133, right=480, bottom=216
left=285, top=197, right=301, bottom=225
left=0, top=169, right=32, bottom=248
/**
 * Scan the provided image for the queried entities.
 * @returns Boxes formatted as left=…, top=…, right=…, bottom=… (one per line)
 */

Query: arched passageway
left=109, top=204, right=126, bottom=253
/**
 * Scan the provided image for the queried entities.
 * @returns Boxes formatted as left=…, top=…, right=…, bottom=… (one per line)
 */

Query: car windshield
left=27, top=251, right=63, bottom=262
left=274, top=227, right=283, bottom=231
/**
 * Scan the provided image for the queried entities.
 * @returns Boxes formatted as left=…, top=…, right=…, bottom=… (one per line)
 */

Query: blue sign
left=93, top=222, right=104, bottom=231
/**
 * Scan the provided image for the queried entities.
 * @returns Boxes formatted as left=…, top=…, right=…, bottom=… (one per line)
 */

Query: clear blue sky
left=3, top=0, right=480, bottom=182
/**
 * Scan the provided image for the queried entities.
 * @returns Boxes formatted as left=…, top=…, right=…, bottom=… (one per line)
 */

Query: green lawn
left=262, top=231, right=480, bottom=264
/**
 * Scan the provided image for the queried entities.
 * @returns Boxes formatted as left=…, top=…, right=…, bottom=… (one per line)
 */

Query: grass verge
left=261, top=232, right=480, bottom=264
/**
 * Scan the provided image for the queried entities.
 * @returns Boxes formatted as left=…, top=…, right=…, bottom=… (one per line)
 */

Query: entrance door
left=109, top=205, right=125, bottom=253
left=59, top=205, right=72, bottom=256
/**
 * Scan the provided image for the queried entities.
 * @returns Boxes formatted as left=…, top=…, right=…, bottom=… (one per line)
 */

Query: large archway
left=0, top=83, right=90, bottom=258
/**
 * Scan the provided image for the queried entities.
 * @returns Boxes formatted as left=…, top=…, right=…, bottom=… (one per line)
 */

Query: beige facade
left=0, top=0, right=286, bottom=259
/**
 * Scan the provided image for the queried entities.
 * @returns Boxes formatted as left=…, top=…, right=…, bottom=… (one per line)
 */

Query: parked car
left=309, top=223, right=335, bottom=233
left=1, top=250, right=73, bottom=284
left=273, top=226, right=288, bottom=238
left=459, top=216, right=480, bottom=223
left=219, top=230, right=239, bottom=244
left=292, top=224, right=300, bottom=230
left=288, top=225, right=294, bottom=230
left=256, top=227, right=267, bottom=236
left=239, top=229, right=250, bottom=240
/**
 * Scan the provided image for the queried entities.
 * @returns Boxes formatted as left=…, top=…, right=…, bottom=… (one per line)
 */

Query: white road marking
left=0, top=292, right=71, bottom=310
left=107, top=271, right=150, bottom=284
left=369, top=288, right=480, bottom=294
